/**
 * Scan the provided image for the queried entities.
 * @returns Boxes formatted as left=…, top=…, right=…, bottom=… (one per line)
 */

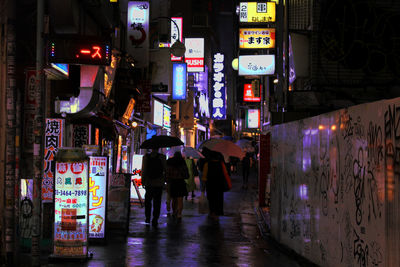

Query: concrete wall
left=270, top=97, right=400, bottom=266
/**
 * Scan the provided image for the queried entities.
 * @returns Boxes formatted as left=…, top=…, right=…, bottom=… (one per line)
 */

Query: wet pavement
left=20, top=167, right=311, bottom=267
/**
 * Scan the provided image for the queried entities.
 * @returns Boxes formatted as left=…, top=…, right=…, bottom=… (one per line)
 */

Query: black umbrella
left=140, top=135, right=184, bottom=149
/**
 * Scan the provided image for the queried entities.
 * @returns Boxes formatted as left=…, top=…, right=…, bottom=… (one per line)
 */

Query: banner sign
left=211, top=53, right=226, bottom=120
left=89, top=157, right=107, bottom=239
left=163, top=104, right=171, bottom=129
left=171, top=17, right=183, bottom=61
left=43, top=118, right=64, bottom=202
left=73, top=124, right=91, bottom=148
left=54, top=159, right=88, bottom=257
left=172, top=63, right=187, bottom=100
left=130, top=155, right=145, bottom=199
left=239, top=2, right=276, bottom=23
left=239, top=28, right=275, bottom=49
left=184, top=38, right=204, bottom=72
left=243, top=83, right=261, bottom=102
left=127, top=1, right=150, bottom=68
left=238, top=55, right=275, bottom=76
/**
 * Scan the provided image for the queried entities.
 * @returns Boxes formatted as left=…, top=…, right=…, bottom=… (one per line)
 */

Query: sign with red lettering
left=48, top=37, right=111, bottom=65
left=184, top=38, right=204, bottom=72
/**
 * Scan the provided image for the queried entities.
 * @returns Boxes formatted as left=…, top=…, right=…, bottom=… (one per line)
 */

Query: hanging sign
left=243, top=83, right=261, bottom=102
left=89, top=156, right=107, bottom=239
left=172, top=63, right=187, bottom=100
left=211, top=53, right=226, bottom=120
left=171, top=17, right=183, bottom=61
left=239, top=28, right=275, bottom=49
left=53, top=149, right=89, bottom=258
left=238, top=55, right=275, bottom=76
left=127, top=1, right=150, bottom=68
left=43, top=118, right=64, bottom=202
left=184, top=38, right=205, bottom=72
left=239, top=2, right=276, bottom=23
left=246, top=109, right=260, bottom=128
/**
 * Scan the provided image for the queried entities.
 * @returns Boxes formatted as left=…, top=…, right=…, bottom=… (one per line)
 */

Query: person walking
left=201, top=150, right=229, bottom=222
left=141, top=148, right=167, bottom=227
left=242, top=152, right=251, bottom=189
left=166, top=151, right=189, bottom=222
left=184, top=157, right=197, bottom=200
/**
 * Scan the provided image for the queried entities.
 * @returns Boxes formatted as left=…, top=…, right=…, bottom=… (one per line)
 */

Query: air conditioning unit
left=192, top=14, right=208, bottom=27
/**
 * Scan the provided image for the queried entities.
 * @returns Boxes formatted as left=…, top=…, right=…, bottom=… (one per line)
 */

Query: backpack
left=146, top=155, right=164, bottom=179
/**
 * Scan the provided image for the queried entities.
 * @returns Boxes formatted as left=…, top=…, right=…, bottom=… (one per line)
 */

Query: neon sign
left=48, top=38, right=111, bottom=65
left=211, top=53, right=226, bottom=119
left=243, top=84, right=261, bottom=102
left=172, top=63, right=187, bottom=100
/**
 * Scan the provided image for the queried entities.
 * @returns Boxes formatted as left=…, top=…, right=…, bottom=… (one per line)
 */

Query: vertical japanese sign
left=130, top=155, right=145, bottom=199
left=184, top=38, right=204, bottom=72
left=43, top=118, right=64, bottom=202
left=172, top=63, right=187, bottom=100
left=73, top=124, right=91, bottom=148
left=54, top=153, right=88, bottom=257
left=127, top=1, right=150, bottom=68
left=89, top=156, right=107, bottom=239
left=211, top=53, right=226, bottom=119
left=171, top=17, right=183, bottom=61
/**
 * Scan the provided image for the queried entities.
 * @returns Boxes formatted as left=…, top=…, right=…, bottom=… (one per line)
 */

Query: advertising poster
left=130, top=154, right=145, bottom=200
left=43, top=118, right=64, bottom=202
left=54, top=158, right=88, bottom=258
left=89, top=157, right=107, bottom=239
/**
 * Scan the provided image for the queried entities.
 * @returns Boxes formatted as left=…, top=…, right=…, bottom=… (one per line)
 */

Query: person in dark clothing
left=242, top=152, right=251, bottom=189
left=166, top=151, right=189, bottom=222
left=201, top=150, right=228, bottom=221
left=141, top=149, right=167, bottom=227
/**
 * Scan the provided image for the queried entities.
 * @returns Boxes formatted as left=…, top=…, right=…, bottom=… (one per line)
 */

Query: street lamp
left=156, top=16, right=186, bottom=57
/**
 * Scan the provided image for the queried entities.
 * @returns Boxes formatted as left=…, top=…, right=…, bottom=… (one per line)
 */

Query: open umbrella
left=198, top=139, right=245, bottom=162
left=235, top=139, right=255, bottom=153
left=140, top=135, right=183, bottom=149
left=182, top=146, right=204, bottom=159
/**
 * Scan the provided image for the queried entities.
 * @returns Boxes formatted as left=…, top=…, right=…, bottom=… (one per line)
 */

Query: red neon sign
left=243, top=84, right=261, bottom=102
left=77, top=46, right=103, bottom=59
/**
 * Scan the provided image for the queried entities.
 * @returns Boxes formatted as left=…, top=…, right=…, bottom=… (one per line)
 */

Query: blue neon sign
left=172, top=63, right=187, bottom=100
left=211, top=53, right=226, bottom=120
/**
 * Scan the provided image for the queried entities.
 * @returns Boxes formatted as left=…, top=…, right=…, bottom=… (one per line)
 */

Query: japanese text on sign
left=211, top=53, right=226, bottom=120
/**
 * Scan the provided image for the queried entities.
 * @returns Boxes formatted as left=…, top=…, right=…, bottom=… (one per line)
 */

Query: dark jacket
left=142, top=152, right=167, bottom=187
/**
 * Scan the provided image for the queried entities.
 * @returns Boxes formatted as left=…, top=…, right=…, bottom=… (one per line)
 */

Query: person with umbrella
left=141, top=148, right=167, bottom=227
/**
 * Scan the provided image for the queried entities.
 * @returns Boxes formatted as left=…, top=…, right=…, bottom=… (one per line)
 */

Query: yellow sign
left=239, top=28, right=275, bottom=49
left=239, top=2, right=276, bottom=23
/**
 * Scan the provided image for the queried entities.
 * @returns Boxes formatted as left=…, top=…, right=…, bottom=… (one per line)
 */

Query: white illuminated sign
left=171, top=17, right=183, bottom=61
left=238, top=55, right=275, bottom=76
left=184, top=38, right=205, bottom=72
left=247, top=109, right=260, bottom=128
left=89, top=156, right=107, bottom=239
left=153, top=99, right=164, bottom=126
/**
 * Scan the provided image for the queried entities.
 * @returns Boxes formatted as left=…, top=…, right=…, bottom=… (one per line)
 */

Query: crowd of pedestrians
left=141, top=144, right=256, bottom=227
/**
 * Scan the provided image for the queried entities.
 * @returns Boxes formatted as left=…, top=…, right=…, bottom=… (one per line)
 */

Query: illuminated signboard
left=246, top=109, right=260, bottom=128
left=54, top=150, right=88, bottom=257
left=89, top=156, right=107, bottom=239
left=211, top=53, right=226, bottom=120
left=49, top=38, right=111, bottom=65
left=243, top=84, right=261, bottom=102
left=153, top=99, right=164, bottom=126
left=43, top=118, right=64, bottom=202
left=130, top=155, right=145, bottom=200
left=171, top=17, right=183, bottom=61
left=163, top=104, right=171, bottom=129
left=172, top=63, right=187, bottom=100
left=239, top=2, right=276, bottom=23
left=127, top=1, right=150, bottom=68
left=239, top=28, right=275, bottom=49
left=238, top=55, right=275, bottom=76
left=184, top=38, right=204, bottom=72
